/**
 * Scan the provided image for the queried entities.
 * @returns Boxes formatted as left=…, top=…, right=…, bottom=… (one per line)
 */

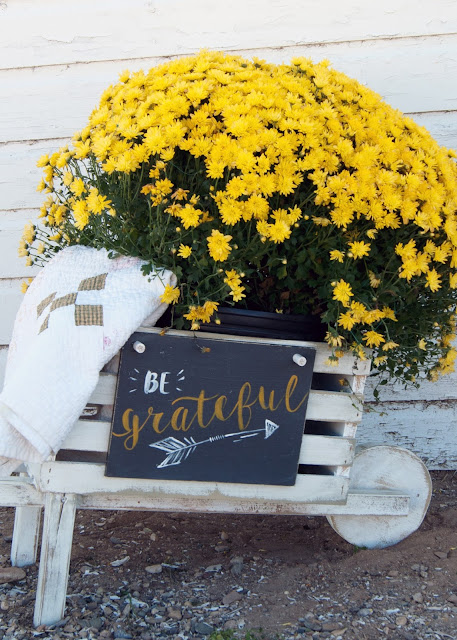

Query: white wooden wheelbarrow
left=0, top=328, right=432, bottom=626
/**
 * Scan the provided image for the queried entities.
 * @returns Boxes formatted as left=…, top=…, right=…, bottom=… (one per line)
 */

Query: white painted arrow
left=149, top=419, right=280, bottom=468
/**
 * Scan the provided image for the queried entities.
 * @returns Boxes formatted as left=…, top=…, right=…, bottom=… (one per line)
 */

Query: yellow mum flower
left=22, top=223, right=35, bottom=245
left=20, top=278, right=33, bottom=294
left=70, top=178, right=86, bottom=197
left=363, top=330, right=385, bottom=347
left=267, top=220, right=291, bottom=244
left=425, top=268, right=441, bottom=292
left=179, top=205, right=201, bottom=229
left=207, top=229, right=232, bottom=261
left=348, top=241, right=371, bottom=259
left=395, top=239, right=416, bottom=260
left=36, top=154, right=49, bottom=168
left=338, top=312, right=356, bottom=330
left=87, top=188, right=112, bottom=215
left=382, top=341, right=400, bottom=351
left=63, top=171, right=73, bottom=187
left=177, top=244, right=192, bottom=258
left=332, top=279, right=353, bottom=307
left=329, top=250, right=344, bottom=263
left=160, top=284, right=180, bottom=305
left=73, top=199, right=89, bottom=230
left=368, top=271, right=380, bottom=288
left=172, top=188, right=189, bottom=201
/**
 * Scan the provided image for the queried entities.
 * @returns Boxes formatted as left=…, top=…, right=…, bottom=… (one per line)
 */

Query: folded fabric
left=0, top=245, right=176, bottom=465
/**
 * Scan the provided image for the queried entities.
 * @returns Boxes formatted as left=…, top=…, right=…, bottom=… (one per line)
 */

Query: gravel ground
left=0, top=471, right=456, bottom=640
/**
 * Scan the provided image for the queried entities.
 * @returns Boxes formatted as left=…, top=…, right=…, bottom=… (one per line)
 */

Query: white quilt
left=0, top=245, right=176, bottom=472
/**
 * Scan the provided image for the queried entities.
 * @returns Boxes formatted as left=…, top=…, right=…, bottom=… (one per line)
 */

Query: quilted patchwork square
left=50, top=293, right=78, bottom=311
left=37, top=292, right=56, bottom=318
left=74, top=304, right=104, bottom=326
left=78, top=273, right=108, bottom=291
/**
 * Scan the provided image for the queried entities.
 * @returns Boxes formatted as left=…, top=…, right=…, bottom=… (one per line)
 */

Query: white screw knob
left=293, top=353, right=307, bottom=366
left=133, top=341, right=146, bottom=354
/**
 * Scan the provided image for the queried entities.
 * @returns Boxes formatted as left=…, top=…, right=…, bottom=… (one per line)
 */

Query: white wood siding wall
left=1, top=0, right=457, bottom=468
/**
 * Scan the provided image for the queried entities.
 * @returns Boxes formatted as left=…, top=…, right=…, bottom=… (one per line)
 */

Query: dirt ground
left=0, top=471, right=456, bottom=639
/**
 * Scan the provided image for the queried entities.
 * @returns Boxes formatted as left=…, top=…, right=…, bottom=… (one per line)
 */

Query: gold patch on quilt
left=36, top=292, right=56, bottom=318
left=78, top=273, right=108, bottom=291
left=50, top=292, right=78, bottom=311
left=39, top=314, right=50, bottom=334
left=74, top=304, right=104, bottom=326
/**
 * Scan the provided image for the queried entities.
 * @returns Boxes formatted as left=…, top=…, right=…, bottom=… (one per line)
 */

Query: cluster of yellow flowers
left=23, top=50, right=457, bottom=385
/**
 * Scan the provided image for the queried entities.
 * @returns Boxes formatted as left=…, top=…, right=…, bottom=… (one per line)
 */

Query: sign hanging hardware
left=132, top=341, right=146, bottom=353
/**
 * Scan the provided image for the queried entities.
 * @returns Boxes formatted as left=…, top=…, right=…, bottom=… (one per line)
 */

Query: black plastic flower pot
left=198, top=307, right=327, bottom=342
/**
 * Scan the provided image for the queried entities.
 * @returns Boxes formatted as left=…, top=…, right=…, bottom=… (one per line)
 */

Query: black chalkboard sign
left=105, top=330, right=315, bottom=485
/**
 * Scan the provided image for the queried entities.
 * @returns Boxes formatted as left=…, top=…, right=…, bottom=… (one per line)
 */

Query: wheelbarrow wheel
left=327, top=445, right=432, bottom=549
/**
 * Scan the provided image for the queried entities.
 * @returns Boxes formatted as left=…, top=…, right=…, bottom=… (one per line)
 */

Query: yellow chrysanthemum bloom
left=348, top=241, right=371, bottom=259
left=177, top=244, right=192, bottom=258
left=332, top=280, right=353, bottom=307
left=160, top=285, right=180, bottom=305
left=363, top=330, right=385, bottom=348
left=207, top=229, right=232, bottom=261
left=329, top=250, right=344, bottom=263
left=20, top=278, right=33, bottom=294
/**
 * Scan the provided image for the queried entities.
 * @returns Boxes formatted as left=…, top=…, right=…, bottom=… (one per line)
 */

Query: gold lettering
left=285, top=375, right=309, bottom=412
left=171, top=406, right=189, bottom=431
left=225, top=382, right=256, bottom=430
left=113, top=407, right=155, bottom=450
left=113, top=375, right=309, bottom=449
left=214, top=395, right=228, bottom=421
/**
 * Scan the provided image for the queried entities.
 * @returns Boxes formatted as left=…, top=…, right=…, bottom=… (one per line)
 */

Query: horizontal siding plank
left=37, top=460, right=349, bottom=503
left=0, top=279, right=24, bottom=345
left=59, top=419, right=355, bottom=467
left=358, top=400, right=457, bottom=469
left=0, top=347, right=7, bottom=389
left=3, top=37, right=457, bottom=144
left=2, top=0, right=456, bottom=69
left=0, top=139, right=62, bottom=211
left=364, top=368, right=457, bottom=403
left=0, top=229, right=39, bottom=278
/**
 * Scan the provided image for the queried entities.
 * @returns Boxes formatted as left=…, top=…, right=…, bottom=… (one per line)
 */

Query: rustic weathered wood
left=2, top=0, right=456, bottom=70
left=34, top=493, right=77, bottom=627
left=0, top=279, right=24, bottom=345
left=78, top=488, right=410, bottom=516
left=0, top=228, right=39, bottom=278
left=11, top=505, right=42, bottom=567
left=35, top=461, right=350, bottom=504
left=0, top=476, right=43, bottom=507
